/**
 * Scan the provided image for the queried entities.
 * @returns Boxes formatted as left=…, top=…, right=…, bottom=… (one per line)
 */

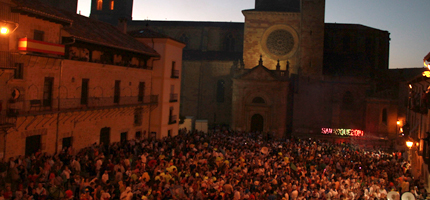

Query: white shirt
left=62, top=169, right=71, bottom=179
left=102, top=173, right=109, bottom=183
left=101, top=192, right=111, bottom=199
left=96, top=159, right=103, bottom=170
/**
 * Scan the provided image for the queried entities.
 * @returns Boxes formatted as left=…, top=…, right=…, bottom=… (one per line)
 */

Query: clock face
left=266, top=29, right=294, bottom=56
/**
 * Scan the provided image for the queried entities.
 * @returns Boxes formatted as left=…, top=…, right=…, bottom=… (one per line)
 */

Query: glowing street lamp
left=0, top=20, right=18, bottom=36
left=0, top=27, right=9, bottom=35
left=397, top=120, right=403, bottom=136
left=406, top=140, right=413, bottom=149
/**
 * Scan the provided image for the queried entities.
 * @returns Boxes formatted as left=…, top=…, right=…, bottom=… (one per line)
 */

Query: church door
left=251, top=114, right=264, bottom=132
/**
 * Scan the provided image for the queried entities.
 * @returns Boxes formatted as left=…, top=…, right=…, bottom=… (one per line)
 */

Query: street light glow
left=406, top=141, right=413, bottom=148
left=0, top=27, right=9, bottom=34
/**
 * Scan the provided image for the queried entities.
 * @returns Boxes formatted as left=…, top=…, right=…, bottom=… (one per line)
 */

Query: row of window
left=36, top=78, right=146, bottom=107
left=25, top=129, right=151, bottom=156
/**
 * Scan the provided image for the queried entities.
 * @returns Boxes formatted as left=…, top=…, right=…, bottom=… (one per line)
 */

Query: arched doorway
left=251, top=114, right=264, bottom=132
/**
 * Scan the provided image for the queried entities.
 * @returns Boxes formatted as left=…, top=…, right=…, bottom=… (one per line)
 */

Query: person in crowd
left=0, top=129, right=424, bottom=200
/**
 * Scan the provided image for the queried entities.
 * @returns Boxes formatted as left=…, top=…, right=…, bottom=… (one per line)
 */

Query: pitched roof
left=11, top=0, right=72, bottom=25
left=128, top=28, right=171, bottom=39
left=58, top=11, right=159, bottom=57
left=11, top=0, right=159, bottom=57
left=234, top=64, right=276, bottom=80
left=234, top=58, right=288, bottom=81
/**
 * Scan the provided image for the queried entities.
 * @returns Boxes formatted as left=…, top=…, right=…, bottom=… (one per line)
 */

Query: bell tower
left=255, top=0, right=301, bottom=12
left=90, top=0, right=133, bottom=26
left=242, top=0, right=325, bottom=77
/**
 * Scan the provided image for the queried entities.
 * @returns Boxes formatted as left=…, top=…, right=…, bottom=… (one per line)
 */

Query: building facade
left=130, top=28, right=185, bottom=139
left=402, top=63, right=430, bottom=192
left=0, top=0, right=182, bottom=158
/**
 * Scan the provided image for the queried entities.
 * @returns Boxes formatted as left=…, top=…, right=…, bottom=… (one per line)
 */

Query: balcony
left=67, top=57, right=153, bottom=70
left=169, top=93, right=178, bottom=102
left=171, top=70, right=179, bottom=78
left=0, top=115, right=16, bottom=128
left=168, top=115, right=177, bottom=124
left=6, top=95, right=158, bottom=116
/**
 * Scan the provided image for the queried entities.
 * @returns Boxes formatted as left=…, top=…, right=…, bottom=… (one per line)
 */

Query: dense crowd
left=0, top=130, right=427, bottom=200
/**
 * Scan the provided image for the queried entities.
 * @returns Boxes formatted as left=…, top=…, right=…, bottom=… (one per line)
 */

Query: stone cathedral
left=91, top=0, right=391, bottom=138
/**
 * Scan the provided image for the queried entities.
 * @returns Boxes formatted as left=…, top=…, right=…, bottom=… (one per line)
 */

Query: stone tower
left=90, top=0, right=133, bottom=26
left=242, top=0, right=325, bottom=77
left=232, top=0, right=326, bottom=137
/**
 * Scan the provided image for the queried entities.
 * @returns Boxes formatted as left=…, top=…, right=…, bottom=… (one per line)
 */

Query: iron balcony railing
left=169, top=115, right=177, bottom=124
left=171, top=70, right=179, bottom=78
left=68, top=56, right=153, bottom=70
left=169, top=93, right=178, bottom=102
left=7, top=95, right=158, bottom=116
left=0, top=115, right=16, bottom=127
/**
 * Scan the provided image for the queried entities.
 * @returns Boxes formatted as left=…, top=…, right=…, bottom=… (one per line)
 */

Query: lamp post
left=406, top=138, right=413, bottom=166
left=0, top=20, right=18, bottom=36
left=397, top=120, right=401, bottom=135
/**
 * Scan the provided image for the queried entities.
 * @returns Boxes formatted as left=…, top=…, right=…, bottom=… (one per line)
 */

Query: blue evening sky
left=77, top=0, right=430, bottom=69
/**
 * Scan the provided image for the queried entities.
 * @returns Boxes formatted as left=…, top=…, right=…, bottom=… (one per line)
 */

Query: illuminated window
left=97, top=0, right=103, bottom=10
left=110, top=0, right=114, bottom=10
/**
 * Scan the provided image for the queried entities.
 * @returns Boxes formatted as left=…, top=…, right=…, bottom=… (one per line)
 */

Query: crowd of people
left=0, top=130, right=427, bottom=200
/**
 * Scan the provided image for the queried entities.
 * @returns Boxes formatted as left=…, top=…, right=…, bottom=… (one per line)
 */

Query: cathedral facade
left=91, top=0, right=391, bottom=139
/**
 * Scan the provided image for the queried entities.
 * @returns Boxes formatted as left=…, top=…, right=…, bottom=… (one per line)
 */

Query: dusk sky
left=77, top=0, right=430, bottom=69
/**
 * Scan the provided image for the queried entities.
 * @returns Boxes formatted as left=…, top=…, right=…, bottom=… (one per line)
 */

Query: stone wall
left=180, top=60, right=234, bottom=126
